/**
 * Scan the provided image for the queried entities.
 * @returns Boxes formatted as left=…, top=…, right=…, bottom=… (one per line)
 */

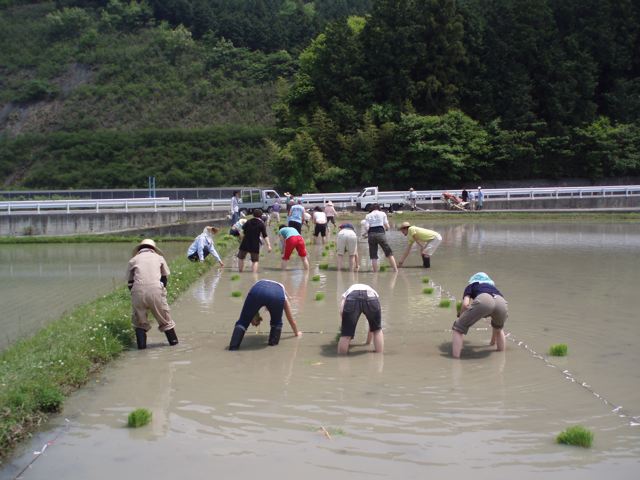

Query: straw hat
left=399, top=221, right=412, bottom=230
left=133, top=238, right=163, bottom=256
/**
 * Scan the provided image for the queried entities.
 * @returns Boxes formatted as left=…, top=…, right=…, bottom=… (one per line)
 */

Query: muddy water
left=0, top=243, right=187, bottom=351
left=3, top=221, right=640, bottom=479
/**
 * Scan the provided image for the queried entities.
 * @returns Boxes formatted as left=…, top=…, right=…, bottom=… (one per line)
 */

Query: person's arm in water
left=458, top=295, right=471, bottom=317
left=284, top=298, right=301, bottom=336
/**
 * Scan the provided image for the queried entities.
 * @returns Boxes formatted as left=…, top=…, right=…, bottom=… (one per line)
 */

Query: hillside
left=1, top=0, right=639, bottom=192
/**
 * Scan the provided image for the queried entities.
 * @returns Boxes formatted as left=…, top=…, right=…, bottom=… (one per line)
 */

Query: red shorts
left=283, top=235, right=307, bottom=260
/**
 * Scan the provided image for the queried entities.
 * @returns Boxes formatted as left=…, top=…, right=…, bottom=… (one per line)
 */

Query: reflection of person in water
left=229, top=280, right=302, bottom=350
left=127, top=239, right=178, bottom=349
left=337, top=284, right=384, bottom=355
left=452, top=272, right=508, bottom=358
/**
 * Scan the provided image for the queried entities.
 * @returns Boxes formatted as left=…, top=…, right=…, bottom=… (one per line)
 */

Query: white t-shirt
left=313, top=211, right=327, bottom=224
left=342, top=284, right=379, bottom=299
left=365, top=210, right=388, bottom=229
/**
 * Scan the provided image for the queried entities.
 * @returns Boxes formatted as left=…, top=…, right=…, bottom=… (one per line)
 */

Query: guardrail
left=1, top=185, right=639, bottom=215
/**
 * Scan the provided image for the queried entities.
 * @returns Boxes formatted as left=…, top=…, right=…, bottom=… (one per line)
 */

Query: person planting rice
left=451, top=272, right=508, bottom=358
left=187, top=226, right=224, bottom=267
left=336, top=222, right=359, bottom=271
left=228, top=279, right=302, bottom=350
left=127, top=239, right=178, bottom=349
left=278, top=224, right=310, bottom=270
left=364, top=204, right=398, bottom=272
left=397, top=222, right=442, bottom=268
left=337, top=284, right=384, bottom=354
left=237, top=209, right=271, bottom=273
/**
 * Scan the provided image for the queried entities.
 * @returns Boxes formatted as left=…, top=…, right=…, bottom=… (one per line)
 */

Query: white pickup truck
left=238, top=188, right=282, bottom=213
left=356, top=186, right=408, bottom=212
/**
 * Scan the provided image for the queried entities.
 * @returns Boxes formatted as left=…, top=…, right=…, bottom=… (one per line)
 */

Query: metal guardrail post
left=96, top=202, right=99, bottom=213
left=37, top=204, right=41, bottom=214
left=125, top=201, right=129, bottom=212
left=182, top=199, right=186, bottom=212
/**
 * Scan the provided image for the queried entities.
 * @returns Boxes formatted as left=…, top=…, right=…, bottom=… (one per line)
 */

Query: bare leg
left=281, top=259, right=288, bottom=270
left=490, top=328, right=497, bottom=345
left=372, top=330, right=384, bottom=353
left=371, top=259, right=379, bottom=272
left=252, top=260, right=259, bottom=273
left=337, top=254, right=344, bottom=271
left=238, top=258, right=244, bottom=272
left=301, top=256, right=310, bottom=270
left=337, top=336, right=351, bottom=355
left=452, top=330, right=464, bottom=358
left=349, top=255, right=356, bottom=272
left=365, top=330, right=372, bottom=345
left=388, top=255, right=398, bottom=272
left=493, top=328, right=505, bottom=351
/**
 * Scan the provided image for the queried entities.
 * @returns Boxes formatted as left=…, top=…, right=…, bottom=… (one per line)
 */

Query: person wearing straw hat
left=397, top=222, right=442, bottom=268
left=451, top=272, right=508, bottom=358
left=324, top=200, right=337, bottom=229
left=127, top=239, right=178, bottom=349
left=187, top=226, right=224, bottom=267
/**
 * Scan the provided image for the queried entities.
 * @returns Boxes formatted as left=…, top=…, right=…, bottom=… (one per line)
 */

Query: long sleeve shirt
left=187, top=233, right=221, bottom=262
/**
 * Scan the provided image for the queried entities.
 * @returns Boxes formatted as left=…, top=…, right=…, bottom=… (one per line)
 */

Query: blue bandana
left=468, top=272, right=495, bottom=285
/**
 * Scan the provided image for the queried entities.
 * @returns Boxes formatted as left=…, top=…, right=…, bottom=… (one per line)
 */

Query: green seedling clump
left=423, top=287, right=434, bottom=294
left=319, top=263, right=329, bottom=270
left=556, top=425, right=593, bottom=448
left=230, top=274, right=240, bottom=281
left=439, top=299, right=451, bottom=308
left=422, top=276, right=430, bottom=283
left=549, top=343, right=568, bottom=356
left=231, top=291, right=242, bottom=297
left=128, top=408, right=152, bottom=428
left=312, top=274, right=321, bottom=281
left=315, top=292, right=325, bottom=301
left=379, top=265, right=387, bottom=272
left=456, top=301, right=463, bottom=316
left=322, top=251, right=327, bottom=257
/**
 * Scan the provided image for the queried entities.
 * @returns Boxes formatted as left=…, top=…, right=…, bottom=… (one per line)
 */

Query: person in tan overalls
left=127, top=239, right=178, bottom=349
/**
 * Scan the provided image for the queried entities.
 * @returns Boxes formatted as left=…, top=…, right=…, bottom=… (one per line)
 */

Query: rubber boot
left=164, top=328, right=179, bottom=346
left=229, top=326, right=245, bottom=351
left=422, top=255, right=431, bottom=268
left=135, top=328, right=147, bottom=350
left=268, top=327, right=282, bottom=346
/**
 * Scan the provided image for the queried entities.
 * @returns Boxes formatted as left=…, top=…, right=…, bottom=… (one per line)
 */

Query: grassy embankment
left=0, top=234, right=232, bottom=463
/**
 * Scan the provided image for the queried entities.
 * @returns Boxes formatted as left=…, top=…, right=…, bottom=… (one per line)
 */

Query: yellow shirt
left=407, top=226, right=439, bottom=245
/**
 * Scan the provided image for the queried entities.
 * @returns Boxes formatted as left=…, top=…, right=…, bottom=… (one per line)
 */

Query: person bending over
left=337, top=284, right=384, bottom=354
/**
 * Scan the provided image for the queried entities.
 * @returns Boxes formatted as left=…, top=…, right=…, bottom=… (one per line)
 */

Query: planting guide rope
left=505, top=332, right=640, bottom=427
left=12, top=418, right=72, bottom=480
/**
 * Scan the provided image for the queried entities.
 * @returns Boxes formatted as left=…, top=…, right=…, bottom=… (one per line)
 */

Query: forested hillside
left=1, top=0, right=639, bottom=191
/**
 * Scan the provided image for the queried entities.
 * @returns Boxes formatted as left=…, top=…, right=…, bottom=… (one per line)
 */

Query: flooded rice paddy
left=2, top=219, right=640, bottom=479
left=0, top=243, right=186, bottom=351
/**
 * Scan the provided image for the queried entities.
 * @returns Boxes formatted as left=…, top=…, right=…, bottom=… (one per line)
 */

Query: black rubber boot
left=164, top=328, right=179, bottom=346
left=422, top=255, right=431, bottom=268
left=268, top=327, right=282, bottom=346
left=229, top=327, right=245, bottom=350
left=135, top=328, right=147, bottom=350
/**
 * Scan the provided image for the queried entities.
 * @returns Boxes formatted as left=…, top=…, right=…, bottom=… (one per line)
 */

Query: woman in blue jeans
left=228, top=279, right=302, bottom=350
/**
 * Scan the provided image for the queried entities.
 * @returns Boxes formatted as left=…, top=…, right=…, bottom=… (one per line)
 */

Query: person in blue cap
left=451, top=272, right=508, bottom=358
left=228, top=279, right=302, bottom=350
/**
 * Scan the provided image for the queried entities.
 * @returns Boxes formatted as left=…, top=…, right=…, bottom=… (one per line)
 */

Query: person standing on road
left=127, top=239, right=178, bottom=349
left=452, top=272, right=508, bottom=358
left=230, top=190, right=241, bottom=225
left=228, top=279, right=302, bottom=350
left=476, top=187, right=484, bottom=210
left=187, top=226, right=224, bottom=268
left=397, top=222, right=442, bottom=268
left=337, top=284, right=384, bottom=354
left=408, top=188, right=418, bottom=211
left=237, top=209, right=271, bottom=273
left=461, top=189, right=469, bottom=203
left=365, top=204, right=398, bottom=272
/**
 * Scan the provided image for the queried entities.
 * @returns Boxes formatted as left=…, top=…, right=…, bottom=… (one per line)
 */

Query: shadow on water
left=438, top=341, right=493, bottom=359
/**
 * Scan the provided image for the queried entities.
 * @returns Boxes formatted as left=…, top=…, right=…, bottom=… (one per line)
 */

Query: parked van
left=239, top=189, right=282, bottom=213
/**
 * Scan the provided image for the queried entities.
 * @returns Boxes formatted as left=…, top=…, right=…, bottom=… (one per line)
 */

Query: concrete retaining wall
left=0, top=210, right=228, bottom=237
